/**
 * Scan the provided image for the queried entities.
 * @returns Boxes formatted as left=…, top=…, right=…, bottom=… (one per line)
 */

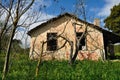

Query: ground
left=0, top=52, right=120, bottom=80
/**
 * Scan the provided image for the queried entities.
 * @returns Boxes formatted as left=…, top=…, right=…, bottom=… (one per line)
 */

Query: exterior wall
left=71, top=19, right=105, bottom=60
left=86, top=26, right=105, bottom=60
left=29, top=16, right=105, bottom=60
left=30, top=17, right=75, bottom=60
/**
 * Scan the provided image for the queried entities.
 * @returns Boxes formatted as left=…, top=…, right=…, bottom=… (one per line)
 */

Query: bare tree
left=68, top=0, right=88, bottom=64
left=1, top=0, right=36, bottom=79
left=34, top=1, right=88, bottom=76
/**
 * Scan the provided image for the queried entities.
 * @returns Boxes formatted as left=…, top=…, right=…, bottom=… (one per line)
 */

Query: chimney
left=93, top=18, right=100, bottom=26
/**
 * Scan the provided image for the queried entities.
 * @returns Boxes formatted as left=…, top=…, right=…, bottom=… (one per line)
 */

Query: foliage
left=0, top=34, right=10, bottom=51
left=104, top=3, right=120, bottom=35
left=0, top=53, right=120, bottom=80
left=0, top=35, right=24, bottom=53
left=114, top=45, right=120, bottom=57
left=114, top=45, right=120, bottom=53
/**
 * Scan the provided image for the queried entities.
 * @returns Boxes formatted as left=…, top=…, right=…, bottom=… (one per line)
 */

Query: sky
left=25, top=0, right=120, bottom=27
left=43, top=0, right=120, bottom=25
left=13, top=0, right=120, bottom=48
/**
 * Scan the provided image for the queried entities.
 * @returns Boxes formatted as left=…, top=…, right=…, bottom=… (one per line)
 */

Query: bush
left=114, top=45, right=120, bottom=54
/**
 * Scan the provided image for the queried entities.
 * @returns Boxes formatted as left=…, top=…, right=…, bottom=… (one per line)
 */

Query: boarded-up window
left=77, top=32, right=85, bottom=50
left=47, top=33, right=57, bottom=51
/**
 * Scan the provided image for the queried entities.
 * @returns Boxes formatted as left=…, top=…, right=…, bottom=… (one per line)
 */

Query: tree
left=104, top=3, right=120, bottom=35
left=70, top=0, right=88, bottom=64
left=11, top=39, right=22, bottom=53
left=1, top=0, right=48, bottom=78
left=0, top=0, right=35, bottom=79
left=0, top=33, right=10, bottom=52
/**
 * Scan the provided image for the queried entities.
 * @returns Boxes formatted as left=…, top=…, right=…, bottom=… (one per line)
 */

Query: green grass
left=0, top=52, right=120, bottom=80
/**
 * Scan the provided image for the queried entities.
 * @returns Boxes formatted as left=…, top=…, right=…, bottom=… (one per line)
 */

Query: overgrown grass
left=0, top=52, right=120, bottom=80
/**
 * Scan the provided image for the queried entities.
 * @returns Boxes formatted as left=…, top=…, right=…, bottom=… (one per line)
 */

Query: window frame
left=76, top=32, right=86, bottom=50
left=47, top=32, right=57, bottom=51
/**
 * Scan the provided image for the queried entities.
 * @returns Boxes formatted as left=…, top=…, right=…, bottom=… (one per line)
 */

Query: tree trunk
left=72, top=40, right=80, bottom=63
left=69, top=23, right=80, bottom=64
left=35, top=42, right=44, bottom=77
left=69, top=41, right=73, bottom=64
left=2, top=26, right=16, bottom=80
left=2, top=0, right=35, bottom=79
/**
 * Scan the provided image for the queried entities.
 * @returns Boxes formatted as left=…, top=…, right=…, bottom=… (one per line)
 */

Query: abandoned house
left=28, top=13, right=120, bottom=61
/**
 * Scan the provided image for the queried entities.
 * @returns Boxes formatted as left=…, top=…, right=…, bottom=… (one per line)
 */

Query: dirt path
left=111, top=59, right=120, bottom=62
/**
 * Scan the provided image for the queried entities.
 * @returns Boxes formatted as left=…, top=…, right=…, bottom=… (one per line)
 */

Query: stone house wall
left=29, top=16, right=105, bottom=60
